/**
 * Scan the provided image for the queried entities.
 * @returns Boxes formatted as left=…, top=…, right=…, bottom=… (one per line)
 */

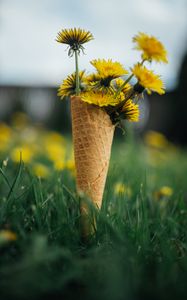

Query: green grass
left=0, top=136, right=187, bottom=300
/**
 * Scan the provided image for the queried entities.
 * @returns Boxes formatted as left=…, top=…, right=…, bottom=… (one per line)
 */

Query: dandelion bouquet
left=56, top=28, right=167, bottom=215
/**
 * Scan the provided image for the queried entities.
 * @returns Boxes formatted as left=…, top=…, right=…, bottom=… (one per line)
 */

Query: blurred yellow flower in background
left=154, top=186, right=173, bottom=199
left=0, top=113, right=77, bottom=180
left=11, top=145, right=33, bottom=163
left=43, top=132, right=66, bottom=163
left=0, top=123, right=12, bottom=152
left=66, top=159, right=75, bottom=171
left=133, top=32, right=168, bottom=63
left=0, top=230, right=17, bottom=244
left=144, top=131, right=169, bottom=149
left=45, top=143, right=65, bottom=162
left=54, top=160, right=65, bottom=171
left=114, top=182, right=132, bottom=197
left=64, top=159, right=75, bottom=176
left=44, top=132, right=65, bottom=145
left=144, top=131, right=178, bottom=167
left=33, top=163, right=50, bottom=178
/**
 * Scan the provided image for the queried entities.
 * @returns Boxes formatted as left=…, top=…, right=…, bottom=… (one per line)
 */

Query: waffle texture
left=71, top=96, right=115, bottom=208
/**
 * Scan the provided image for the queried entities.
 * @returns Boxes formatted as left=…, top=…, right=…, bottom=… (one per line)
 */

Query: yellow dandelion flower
left=121, top=99, right=139, bottom=122
left=85, top=73, right=103, bottom=91
left=144, top=131, right=169, bottom=149
left=54, top=160, right=65, bottom=171
left=11, top=145, right=33, bottom=163
left=33, top=163, right=50, bottom=178
left=81, top=91, right=122, bottom=107
left=43, top=132, right=66, bottom=163
left=154, top=186, right=173, bottom=199
left=0, top=230, right=17, bottom=243
left=58, top=71, right=86, bottom=99
left=66, top=159, right=75, bottom=171
left=0, top=123, right=12, bottom=152
left=114, top=183, right=132, bottom=197
left=85, top=73, right=101, bottom=84
left=45, top=143, right=65, bottom=162
left=65, top=160, right=76, bottom=177
left=112, top=78, right=132, bottom=99
left=88, top=59, right=128, bottom=93
left=132, top=64, right=165, bottom=95
left=133, top=32, right=168, bottom=63
left=44, top=132, right=65, bottom=145
left=56, top=28, right=93, bottom=56
left=91, top=59, right=128, bottom=80
left=114, top=79, right=132, bottom=94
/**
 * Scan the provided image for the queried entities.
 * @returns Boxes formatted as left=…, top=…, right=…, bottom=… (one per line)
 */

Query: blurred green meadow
left=0, top=113, right=187, bottom=300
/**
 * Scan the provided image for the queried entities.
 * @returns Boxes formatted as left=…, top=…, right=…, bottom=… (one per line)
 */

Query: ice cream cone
left=71, top=96, right=115, bottom=209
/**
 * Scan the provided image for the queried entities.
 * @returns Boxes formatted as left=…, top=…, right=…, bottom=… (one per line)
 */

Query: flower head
left=87, top=59, right=128, bottom=93
left=11, top=145, right=33, bottom=163
left=121, top=99, right=139, bottom=122
left=33, top=163, right=50, bottom=179
left=58, top=71, right=86, bottom=99
left=144, top=131, right=169, bottom=149
left=133, top=32, right=168, bottom=63
left=0, top=123, right=12, bottom=152
left=154, top=186, right=173, bottom=200
left=56, top=28, right=93, bottom=56
left=132, top=64, right=165, bottom=95
left=0, top=230, right=17, bottom=244
left=114, top=182, right=132, bottom=197
left=85, top=73, right=101, bottom=84
left=81, top=91, right=122, bottom=107
left=91, top=59, right=128, bottom=80
left=113, top=78, right=132, bottom=98
left=54, top=160, right=65, bottom=171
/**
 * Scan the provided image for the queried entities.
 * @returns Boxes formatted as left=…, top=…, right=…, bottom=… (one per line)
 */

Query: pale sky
left=0, top=0, right=187, bottom=89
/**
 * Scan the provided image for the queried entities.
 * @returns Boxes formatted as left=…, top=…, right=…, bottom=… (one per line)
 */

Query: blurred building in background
left=0, top=85, right=71, bottom=132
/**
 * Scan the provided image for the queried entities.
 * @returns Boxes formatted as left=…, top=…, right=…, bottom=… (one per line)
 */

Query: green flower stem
left=115, top=74, right=134, bottom=98
left=75, top=50, right=80, bottom=95
left=115, top=59, right=146, bottom=98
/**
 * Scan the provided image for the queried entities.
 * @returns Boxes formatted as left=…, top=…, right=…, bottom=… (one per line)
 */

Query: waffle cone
left=71, top=96, right=115, bottom=209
